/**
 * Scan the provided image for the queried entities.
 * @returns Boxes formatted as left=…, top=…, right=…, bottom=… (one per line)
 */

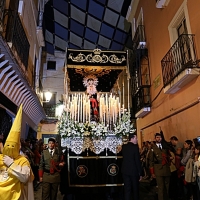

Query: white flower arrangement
left=58, top=112, right=135, bottom=138
left=113, top=112, right=136, bottom=137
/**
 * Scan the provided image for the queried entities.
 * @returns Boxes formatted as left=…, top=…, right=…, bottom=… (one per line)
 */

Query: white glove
left=3, top=155, right=14, bottom=167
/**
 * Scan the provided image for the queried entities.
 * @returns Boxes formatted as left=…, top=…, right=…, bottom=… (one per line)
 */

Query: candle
left=127, top=78, right=130, bottom=112
left=83, top=100, right=85, bottom=123
left=118, top=102, right=121, bottom=122
left=123, top=81, right=125, bottom=109
left=71, top=104, right=74, bottom=121
left=99, top=104, right=103, bottom=122
left=105, top=104, right=108, bottom=125
left=103, top=109, right=106, bottom=126
left=80, top=94, right=82, bottom=122
left=112, top=105, right=114, bottom=124
left=88, top=101, right=90, bottom=122
left=85, top=103, right=87, bottom=122
left=77, top=104, right=80, bottom=123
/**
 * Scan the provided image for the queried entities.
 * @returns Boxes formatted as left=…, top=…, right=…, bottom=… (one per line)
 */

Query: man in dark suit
left=121, top=133, right=142, bottom=200
left=149, top=133, right=171, bottom=200
left=39, top=137, right=64, bottom=200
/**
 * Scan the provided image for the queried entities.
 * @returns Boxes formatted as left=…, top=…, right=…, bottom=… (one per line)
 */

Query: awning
left=0, top=41, right=46, bottom=126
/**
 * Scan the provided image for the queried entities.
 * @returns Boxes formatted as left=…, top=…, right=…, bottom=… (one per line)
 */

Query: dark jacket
left=121, top=142, right=142, bottom=176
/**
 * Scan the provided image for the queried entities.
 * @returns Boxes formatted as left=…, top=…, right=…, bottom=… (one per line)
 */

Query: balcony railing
left=43, top=104, right=56, bottom=118
left=0, top=0, right=6, bottom=32
left=132, top=86, right=151, bottom=114
left=5, top=11, right=30, bottom=68
left=133, top=25, right=146, bottom=49
left=161, top=34, right=199, bottom=87
left=130, top=49, right=149, bottom=94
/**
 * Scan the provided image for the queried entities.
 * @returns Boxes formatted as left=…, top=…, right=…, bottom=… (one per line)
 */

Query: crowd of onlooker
left=140, top=135, right=200, bottom=200
left=19, top=138, right=46, bottom=189
left=2, top=132, right=200, bottom=199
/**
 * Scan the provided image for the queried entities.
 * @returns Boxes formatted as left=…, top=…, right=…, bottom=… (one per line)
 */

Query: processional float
left=58, top=49, right=135, bottom=187
left=59, top=48, right=135, bottom=187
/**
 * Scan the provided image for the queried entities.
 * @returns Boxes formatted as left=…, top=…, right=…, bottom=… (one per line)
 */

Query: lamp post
left=43, top=91, right=52, bottom=102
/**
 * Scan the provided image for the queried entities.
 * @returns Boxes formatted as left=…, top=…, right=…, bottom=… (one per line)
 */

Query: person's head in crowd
left=129, top=133, right=138, bottom=144
left=0, top=134, right=4, bottom=140
left=0, top=134, right=4, bottom=144
left=43, top=144, right=47, bottom=150
left=193, top=138, right=199, bottom=148
left=167, top=142, right=176, bottom=153
left=38, top=139, right=43, bottom=144
left=176, top=148, right=182, bottom=156
left=184, top=140, right=193, bottom=150
left=48, top=137, right=56, bottom=150
left=55, top=141, right=59, bottom=148
left=147, top=141, right=152, bottom=149
left=25, top=139, right=31, bottom=147
left=145, top=141, right=149, bottom=146
left=20, top=138, right=24, bottom=143
left=32, top=143, right=39, bottom=151
left=194, top=145, right=200, bottom=156
left=142, top=142, right=145, bottom=147
left=155, top=133, right=162, bottom=144
left=170, top=136, right=178, bottom=146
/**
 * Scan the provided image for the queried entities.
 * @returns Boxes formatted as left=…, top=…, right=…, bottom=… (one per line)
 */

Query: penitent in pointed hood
left=3, top=104, right=22, bottom=158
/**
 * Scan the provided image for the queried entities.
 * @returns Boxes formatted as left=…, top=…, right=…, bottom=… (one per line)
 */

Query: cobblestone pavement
left=34, top=184, right=64, bottom=200
left=34, top=179, right=157, bottom=200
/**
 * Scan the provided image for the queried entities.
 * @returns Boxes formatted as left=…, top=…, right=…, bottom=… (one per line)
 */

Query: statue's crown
left=93, top=48, right=101, bottom=55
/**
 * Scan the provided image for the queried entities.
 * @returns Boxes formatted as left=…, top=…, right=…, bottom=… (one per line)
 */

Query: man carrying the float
left=0, top=105, right=34, bottom=200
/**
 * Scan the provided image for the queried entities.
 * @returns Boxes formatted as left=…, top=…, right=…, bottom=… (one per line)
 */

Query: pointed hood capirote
left=3, top=104, right=22, bottom=158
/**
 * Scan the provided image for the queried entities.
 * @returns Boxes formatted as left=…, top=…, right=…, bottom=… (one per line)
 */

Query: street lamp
left=43, top=91, right=52, bottom=102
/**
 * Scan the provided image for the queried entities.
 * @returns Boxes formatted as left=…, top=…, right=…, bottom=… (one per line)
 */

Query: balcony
left=133, top=25, right=146, bottom=49
left=43, top=104, right=56, bottom=119
left=132, top=86, right=151, bottom=118
left=4, top=11, right=30, bottom=69
left=130, top=25, right=151, bottom=118
left=161, top=34, right=200, bottom=94
left=0, top=0, right=6, bottom=32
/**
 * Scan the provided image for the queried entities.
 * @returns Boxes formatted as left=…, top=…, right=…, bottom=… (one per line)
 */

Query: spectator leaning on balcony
left=0, top=105, right=34, bottom=200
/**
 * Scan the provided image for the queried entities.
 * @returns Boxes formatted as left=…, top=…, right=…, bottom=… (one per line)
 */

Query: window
left=168, top=1, right=191, bottom=45
left=47, top=61, right=56, bottom=70
left=176, top=18, right=191, bottom=66
left=132, top=8, right=143, bottom=39
left=131, top=18, right=136, bottom=39
left=136, top=8, right=143, bottom=27
left=177, top=18, right=188, bottom=36
left=43, top=93, right=56, bottom=118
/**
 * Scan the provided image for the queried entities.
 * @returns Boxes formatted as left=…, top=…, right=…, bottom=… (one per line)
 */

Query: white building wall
left=42, top=51, right=65, bottom=104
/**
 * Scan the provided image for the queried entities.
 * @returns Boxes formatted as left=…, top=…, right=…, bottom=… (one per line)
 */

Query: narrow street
left=34, top=179, right=157, bottom=200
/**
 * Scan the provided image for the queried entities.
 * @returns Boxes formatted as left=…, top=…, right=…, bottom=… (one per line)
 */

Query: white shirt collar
left=48, top=149, right=55, bottom=153
left=156, top=143, right=162, bottom=148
